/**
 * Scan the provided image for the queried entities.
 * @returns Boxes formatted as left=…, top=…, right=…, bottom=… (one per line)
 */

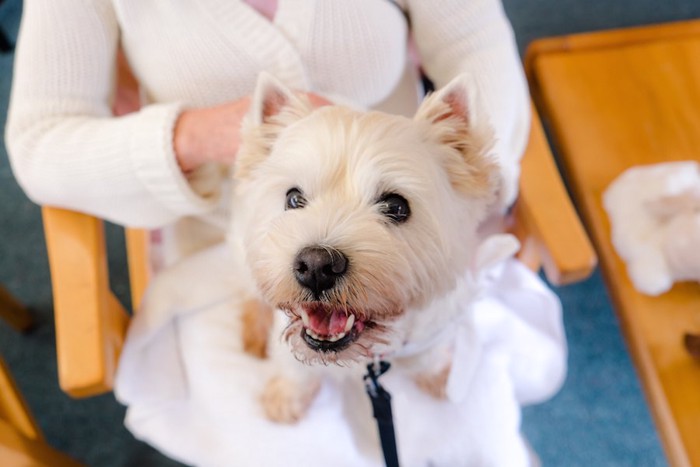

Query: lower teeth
left=305, top=328, right=346, bottom=342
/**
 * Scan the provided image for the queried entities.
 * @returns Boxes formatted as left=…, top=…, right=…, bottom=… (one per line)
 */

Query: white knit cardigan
left=6, top=0, right=529, bottom=229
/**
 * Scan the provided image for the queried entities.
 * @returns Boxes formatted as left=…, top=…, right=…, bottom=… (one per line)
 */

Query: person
left=7, top=5, right=565, bottom=465
left=6, top=0, right=529, bottom=265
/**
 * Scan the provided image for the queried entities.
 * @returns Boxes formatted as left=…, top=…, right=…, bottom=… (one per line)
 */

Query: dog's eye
left=377, top=193, right=410, bottom=224
left=285, top=188, right=307, bottom=210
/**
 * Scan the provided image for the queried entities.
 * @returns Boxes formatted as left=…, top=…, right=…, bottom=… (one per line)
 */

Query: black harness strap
left=364, top=360, right=400, bottom=467
left=385, top=0, right=411, bottom=28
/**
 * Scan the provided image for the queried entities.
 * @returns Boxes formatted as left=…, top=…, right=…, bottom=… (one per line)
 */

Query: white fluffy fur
left=229, top=73, right=503, bottom=417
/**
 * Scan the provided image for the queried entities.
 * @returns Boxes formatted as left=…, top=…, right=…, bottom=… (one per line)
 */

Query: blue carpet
left=1, top=1, right=699, bottom=465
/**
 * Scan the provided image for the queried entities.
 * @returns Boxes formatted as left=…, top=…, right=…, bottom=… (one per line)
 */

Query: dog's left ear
left=414, top=74, right=500, bottom=200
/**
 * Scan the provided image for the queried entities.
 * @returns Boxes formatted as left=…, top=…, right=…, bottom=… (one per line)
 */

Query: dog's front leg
left=260, top=311, right=322, bottom=424
left=240, top=298, right=274, bottom=359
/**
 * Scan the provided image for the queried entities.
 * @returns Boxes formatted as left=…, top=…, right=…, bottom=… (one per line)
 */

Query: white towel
left=603, top=161, right=700, bottom=296
left=115, top=243, right=566, bottom=467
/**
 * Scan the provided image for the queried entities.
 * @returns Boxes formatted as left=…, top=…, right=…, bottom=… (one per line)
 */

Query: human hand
left=173, top=98, right=251, bottom=173
left=173, top=91, right=331, bottom=173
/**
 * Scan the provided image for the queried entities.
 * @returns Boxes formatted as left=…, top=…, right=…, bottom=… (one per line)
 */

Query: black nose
left=293, top=246, right=348, bottom=296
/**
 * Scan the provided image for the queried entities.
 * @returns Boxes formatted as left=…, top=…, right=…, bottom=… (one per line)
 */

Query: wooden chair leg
left=0, top=286, right=32, bottom=332
left=0, top=356, right=82, bottom=466
left=0, top=420, right=82, bottom=467
left=0, top=357, right=42, bottom=441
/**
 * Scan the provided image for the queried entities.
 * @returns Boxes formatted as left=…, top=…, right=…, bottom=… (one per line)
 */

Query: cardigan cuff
left=129, top=103, right=220, bottom=219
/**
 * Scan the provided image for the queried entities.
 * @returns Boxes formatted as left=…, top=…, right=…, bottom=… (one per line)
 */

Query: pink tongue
left=308, top=306, right=348, bottom=336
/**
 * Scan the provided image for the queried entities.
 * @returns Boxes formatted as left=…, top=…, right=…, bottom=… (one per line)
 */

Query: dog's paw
left=413, top=365, right=451, bottom=400
left=260, top=375, right=321, bottom=424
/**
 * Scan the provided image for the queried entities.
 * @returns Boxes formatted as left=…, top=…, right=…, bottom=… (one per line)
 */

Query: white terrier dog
left=228, top=73, right=509, bottom=423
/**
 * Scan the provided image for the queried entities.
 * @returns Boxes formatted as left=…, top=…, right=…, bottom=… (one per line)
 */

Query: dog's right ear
left=250, top=72, right=312, bottom=126
left=237, top=73, right=313, bottom=178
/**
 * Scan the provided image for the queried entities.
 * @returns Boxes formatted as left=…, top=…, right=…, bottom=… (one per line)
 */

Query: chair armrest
left=514, top=104, right=597, bottom=285
left=41, top=207, right=129, bottom=397
left=125, top=228, right=151, bottom=310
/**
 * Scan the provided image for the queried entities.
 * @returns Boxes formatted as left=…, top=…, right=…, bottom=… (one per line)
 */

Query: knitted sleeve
left=406, top=0, right=530, bottom=208
left=5, top=0, right=218, bottom=228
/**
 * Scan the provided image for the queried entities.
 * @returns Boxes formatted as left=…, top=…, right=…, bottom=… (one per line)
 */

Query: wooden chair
left=526, top=19, right=700, bottom=467
left=1, top=284, right=78, bottom=464
left=0, top=286, right=32, bottom=332
left=40, top=103, right=596, bottom=400
left=0, top=356, right=82, bottom=466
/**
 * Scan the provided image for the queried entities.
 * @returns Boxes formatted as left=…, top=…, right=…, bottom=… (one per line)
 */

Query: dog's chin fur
left=230, top=73, right=501, bottom=422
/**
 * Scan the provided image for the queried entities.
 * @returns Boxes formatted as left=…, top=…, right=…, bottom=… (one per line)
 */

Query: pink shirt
left=245, top=0, right=278, bottom=21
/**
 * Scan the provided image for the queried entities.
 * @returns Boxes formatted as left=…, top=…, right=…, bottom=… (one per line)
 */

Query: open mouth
left=296, top=303, right=366, bottom=353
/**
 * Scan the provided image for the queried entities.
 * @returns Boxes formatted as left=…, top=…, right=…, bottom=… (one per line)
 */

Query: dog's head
left=231, top=73, right=500, bottom=364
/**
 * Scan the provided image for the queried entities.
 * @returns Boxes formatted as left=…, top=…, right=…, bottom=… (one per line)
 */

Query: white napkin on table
left=603, top=161, right=700, bottom=296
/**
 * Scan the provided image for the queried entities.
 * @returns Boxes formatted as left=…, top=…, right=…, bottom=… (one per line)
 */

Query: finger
left=307, top=93, right=333, bottom=108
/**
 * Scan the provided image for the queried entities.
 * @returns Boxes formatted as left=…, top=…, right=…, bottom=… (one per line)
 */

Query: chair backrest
left=40, top=105, right=597, bottom=398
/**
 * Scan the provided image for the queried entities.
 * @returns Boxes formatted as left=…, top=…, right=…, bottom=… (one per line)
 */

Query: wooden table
left=526, top=20, right=700, bottom=467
